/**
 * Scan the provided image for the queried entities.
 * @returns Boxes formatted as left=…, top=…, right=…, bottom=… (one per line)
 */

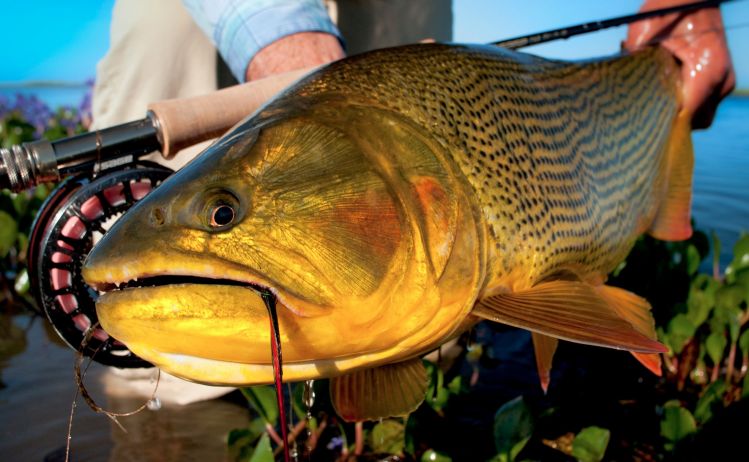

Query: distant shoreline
left=0, top=80, right=89, bottom=89
left=733, top=89, right=749, bottom=97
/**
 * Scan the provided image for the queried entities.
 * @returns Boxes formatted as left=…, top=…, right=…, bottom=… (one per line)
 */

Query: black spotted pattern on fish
left=271, top=44, right=679, bottom=287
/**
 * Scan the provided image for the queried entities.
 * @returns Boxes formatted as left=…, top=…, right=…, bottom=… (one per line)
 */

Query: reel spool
left=28, top=162, right=172, bottom=367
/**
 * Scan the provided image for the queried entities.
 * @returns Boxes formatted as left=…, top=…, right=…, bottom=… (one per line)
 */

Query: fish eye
left=210, top=204, right=235, bottom=228
left=202, top=189, right=241, bottom=229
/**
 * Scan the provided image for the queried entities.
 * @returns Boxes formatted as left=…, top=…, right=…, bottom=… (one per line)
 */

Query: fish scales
left=286, top=44, right=680, bottom=289
left=83, top=44, right=685, bottom=415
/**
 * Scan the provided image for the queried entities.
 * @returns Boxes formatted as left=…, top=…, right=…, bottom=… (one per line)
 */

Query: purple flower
left=326, top=436, right=344, bottom=451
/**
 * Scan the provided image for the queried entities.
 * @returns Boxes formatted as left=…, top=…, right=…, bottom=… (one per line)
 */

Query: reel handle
left=0, top=66, right=314, bottom=193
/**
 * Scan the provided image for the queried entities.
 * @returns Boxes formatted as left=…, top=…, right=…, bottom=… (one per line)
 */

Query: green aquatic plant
left=0, top=95, right=89, bottom=311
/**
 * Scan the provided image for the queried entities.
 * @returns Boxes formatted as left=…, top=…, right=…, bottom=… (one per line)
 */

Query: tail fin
left=648, top=111, right=694, bottom=241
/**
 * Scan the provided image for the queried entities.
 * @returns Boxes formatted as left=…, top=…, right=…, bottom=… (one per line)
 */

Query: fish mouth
left=93, top=274, right=269, bottom=296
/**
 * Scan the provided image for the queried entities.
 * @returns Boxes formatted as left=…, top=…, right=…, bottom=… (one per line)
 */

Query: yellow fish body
left=83, top=44, right=691, bottom=421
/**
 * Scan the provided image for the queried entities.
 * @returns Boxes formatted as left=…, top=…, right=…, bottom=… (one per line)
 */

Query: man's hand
left=625, top=0, right=735, bottom=129
left=246, top=32, right=345, bottom=81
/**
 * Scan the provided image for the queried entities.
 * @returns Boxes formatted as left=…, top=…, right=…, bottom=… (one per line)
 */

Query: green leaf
left=733, top=267, right=749, bottom=291
left=693, top=379, right=727, bottom=424
left=686, top=274, right=718, bottom=328
left=728, top=234, right=749, bottom=275
left=0, top=210, right=18, bottom=258
left=227, top=427, right=253, bottom=448
left=425, top=361, right=450, bottom=412
left=249, top=433, right=273, bottom=462
left=33, top=183, right=50, bottom=201
left=666, top=314, right=697, bottom=354
left=421, top=449, right=452, bottom=462
left=686, top=244, right=702, bottom=276
left=291, top=382, right=307, bottom=421
left=13, top=269, right=29, bottom=295
left=705, top=332, right=727, bottom=366
left=571, top=426, right=610, bottom=462
left=715, top=285, right=745, bottom=313
left=447, top=375, right=464, bottom=395
left=227, top=419, right=266, bottom=462
left=739, top=330, right=749, bottom=359
left=493, top=396, right=534, bottom=457
left=370, top=419, right=405, bottom=454
left=712, top=231, right=722, bottom=277
left=660, top=401, right=696, bottom=450
left=240, top=386, right=279, bottom=425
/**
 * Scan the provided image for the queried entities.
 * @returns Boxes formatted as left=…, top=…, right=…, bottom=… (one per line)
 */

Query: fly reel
left=28, top=163, right=172, bottom=367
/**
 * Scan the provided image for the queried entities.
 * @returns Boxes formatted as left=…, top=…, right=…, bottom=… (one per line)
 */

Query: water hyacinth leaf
left=686, top=274, right=717, bottom=327
left=739, top=330, right=749, bottom=360
left=732, top=268, right=749, bottom=290
left=241, top=386, right=279, bottom=425
left=16, top=232, right=28, bottom=262
left=13, top=269, right=29, bottom=295
left=705, top=332, right=727, bottom=366
left=712, top=231, right=721, bottom=276
left=666, top=314, right=697, bottom=354
left=421, top=449, right=452, bottom=462
left=571, top=426, right=610, bottom=462
left=0, top=210, right=18, bottom=258
left=291, top=382, right=306, bottom=421
left=447, top=375, right=465, bottom=395
left=686, top=244, right=701, bottom=276
left=731, top=234, right=749, bottom=271
left=725, top=234, right=748, bottom=282
left=10, top=192, right=29, bottom=217
left=493, top=396, right=534, bottom=457
left=715, top=285, right=745, bottom=314
left=425, top=361, right=449, bottom=412
left=693, top=379, right=727, bottom=424
left=660, top=401, right=697, bottom=450
left=249, top=433, right=273, bottom=462
left=227, top=418, right=266, bottom=462
left=0, top=192, right=15, bottom=215
left=227, top=428, right=255, bottom=461
left=370, top=419, right=405, bottom=454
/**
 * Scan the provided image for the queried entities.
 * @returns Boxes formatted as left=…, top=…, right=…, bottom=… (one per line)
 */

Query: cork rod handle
left=146, top=67, right=314, bottom=158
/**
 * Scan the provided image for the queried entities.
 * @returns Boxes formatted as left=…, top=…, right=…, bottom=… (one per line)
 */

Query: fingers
left=624, top=1, right=735, bottom=129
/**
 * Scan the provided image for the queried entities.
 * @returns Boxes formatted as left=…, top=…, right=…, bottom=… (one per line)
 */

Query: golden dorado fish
left=82, top=43, right=692, bottom=421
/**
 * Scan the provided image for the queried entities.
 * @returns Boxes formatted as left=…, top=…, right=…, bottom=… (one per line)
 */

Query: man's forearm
left=246, top=31, right=345, bottom=81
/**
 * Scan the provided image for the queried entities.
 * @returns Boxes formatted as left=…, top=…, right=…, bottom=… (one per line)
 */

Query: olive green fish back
left=277, top=44, right=681, bottom=286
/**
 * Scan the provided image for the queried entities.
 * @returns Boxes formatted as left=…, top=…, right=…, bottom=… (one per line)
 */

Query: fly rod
left=0, top=0, right=734, bottom=192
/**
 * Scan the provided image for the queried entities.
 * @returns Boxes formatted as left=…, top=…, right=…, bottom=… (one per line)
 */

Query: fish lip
left=88, top=268, right=276, bottom=299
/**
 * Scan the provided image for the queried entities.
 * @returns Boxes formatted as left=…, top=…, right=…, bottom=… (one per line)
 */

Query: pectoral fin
left=531, top=333, right=558, bottom=393
left=474, top=281, right=667, bottom=354
left=649, top=111, right=693, bottom=241
left=330, top=358, right=428, bottom=422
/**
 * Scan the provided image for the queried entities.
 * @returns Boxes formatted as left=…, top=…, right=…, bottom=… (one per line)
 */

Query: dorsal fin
left=649, top=111, right=693, bottom=241
left=474, top=280, right=667, bottom=354
left=330, top=358, right=428, bottom=422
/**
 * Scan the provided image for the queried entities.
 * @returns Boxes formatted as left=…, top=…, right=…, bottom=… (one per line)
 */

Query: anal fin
left=649, top=111, right=694, bottom=241
left=474, top=280, right=667, bottom=354
left=330, top=358, right=428, bottom=422
left=531, top=333, right=558, bottom=393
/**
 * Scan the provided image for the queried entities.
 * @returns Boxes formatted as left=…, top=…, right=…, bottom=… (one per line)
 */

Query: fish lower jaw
left=136, top=346, right=394, bottom=386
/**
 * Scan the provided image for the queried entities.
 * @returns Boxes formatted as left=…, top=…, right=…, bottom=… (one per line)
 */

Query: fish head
left=83, top=98, right=484, bottom=385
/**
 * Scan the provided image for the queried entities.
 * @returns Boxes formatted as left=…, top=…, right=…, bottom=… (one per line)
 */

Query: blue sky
left=1, top=0, right=747, bottom=88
